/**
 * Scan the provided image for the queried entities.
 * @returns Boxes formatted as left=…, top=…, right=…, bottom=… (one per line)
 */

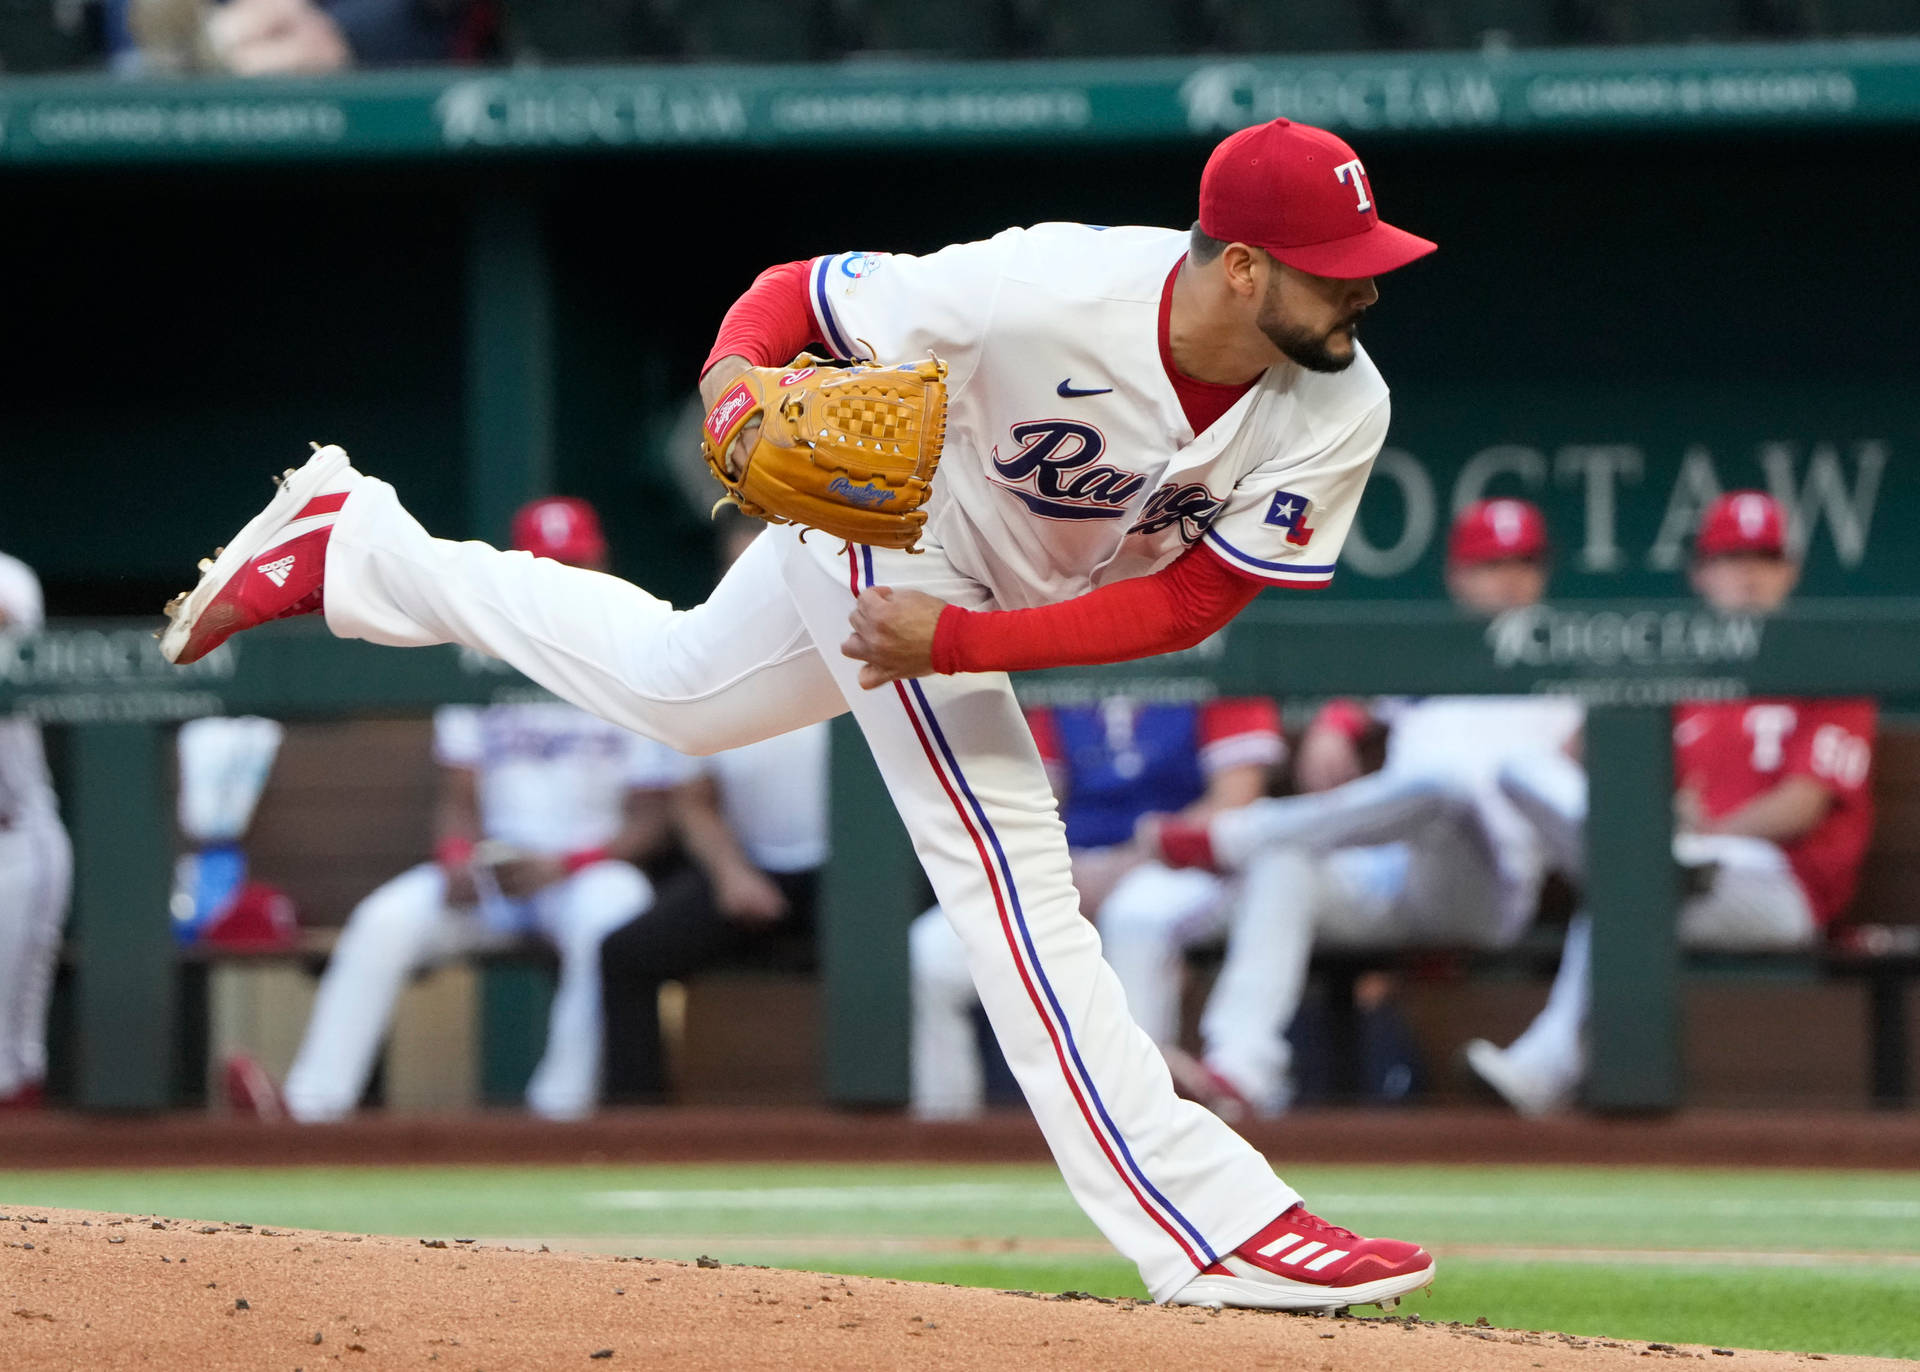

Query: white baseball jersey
left=691, top=721, right=829, bottom=875
left=0, top=552, right=57, bottom=824
left=432, top=702, right=692, bottom=853
left=806, top=224, right=1390, bottom=609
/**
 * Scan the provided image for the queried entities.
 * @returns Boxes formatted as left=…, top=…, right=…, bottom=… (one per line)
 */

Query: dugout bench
left=10, top=598, right=1920, bottom=1115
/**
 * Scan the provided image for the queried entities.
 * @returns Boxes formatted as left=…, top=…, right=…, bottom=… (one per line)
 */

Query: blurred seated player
left=599, top=517, right=828, bottom=1105
left=113, top=0, right=485, bottom=76
left=1467, top=491, right=1876, bottom=1114
left=911, top=693, right=1283, bottom=1119
left=281, top=498, right=684, bottom=1122
left=0, top=550, right=74, bottom=1110
left=1141, top=499, right=1581, bottom=1114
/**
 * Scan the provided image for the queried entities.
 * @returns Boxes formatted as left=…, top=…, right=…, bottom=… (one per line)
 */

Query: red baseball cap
left=1695, top=491, right=1786, bottom=559
left=1448, top=498, right=1549, bottom=566
left=1199, top=119, right=1437, bottom=280
left=511, top=496, right=608, bottom=566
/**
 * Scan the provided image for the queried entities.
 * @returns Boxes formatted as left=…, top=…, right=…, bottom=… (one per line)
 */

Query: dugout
left=3, top=42, right=1918, bottom=1113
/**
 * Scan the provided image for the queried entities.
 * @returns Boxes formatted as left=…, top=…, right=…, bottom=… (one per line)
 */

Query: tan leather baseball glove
left=700, top=355, right=949, bottom=553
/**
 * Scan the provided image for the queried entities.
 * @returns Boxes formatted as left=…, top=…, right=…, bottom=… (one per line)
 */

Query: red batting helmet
left=511, top=497, right=608, bottom=567
left=1447, top=498, right=1549, bottom=567
left=1694, top=491, right=1787, bottom=559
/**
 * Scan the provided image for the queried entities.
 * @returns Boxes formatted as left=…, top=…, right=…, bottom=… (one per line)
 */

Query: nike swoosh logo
left=1057, top=380, right=1113, bottom=398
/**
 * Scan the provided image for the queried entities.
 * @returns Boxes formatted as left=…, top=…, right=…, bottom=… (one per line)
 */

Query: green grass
left=4, top=1162, right=1916, bottom=1358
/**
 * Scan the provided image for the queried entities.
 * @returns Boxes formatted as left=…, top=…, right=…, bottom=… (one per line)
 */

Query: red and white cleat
left=1169, top=1204, right=1434, bottom=1312
left=159, top=444, right=359, bottom=666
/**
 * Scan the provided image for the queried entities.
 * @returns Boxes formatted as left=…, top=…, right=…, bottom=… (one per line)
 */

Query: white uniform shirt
left=432, top=703, right=692, bottom=854
left=1378, top=695, right=1585, bottom=937
left=806, top=224, right=1390, bottom=609
left=0, top=552, right=57, bottom=824
left=694, top=722, right=829, bottom=875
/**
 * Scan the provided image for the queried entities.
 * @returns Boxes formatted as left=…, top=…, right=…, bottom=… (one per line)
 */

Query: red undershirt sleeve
left=702, top=260, right=816, bottom=376
left=930, top=542, right=1265, bottom=675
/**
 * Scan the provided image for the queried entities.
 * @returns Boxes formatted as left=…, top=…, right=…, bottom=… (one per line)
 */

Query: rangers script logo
left=1130, top=483, right=1226, bottom=542
left=990, top=420, right=1145, bottom=521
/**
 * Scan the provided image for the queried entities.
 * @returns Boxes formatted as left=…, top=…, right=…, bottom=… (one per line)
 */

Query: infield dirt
left=1, top=1208, right=1902, bottom=1371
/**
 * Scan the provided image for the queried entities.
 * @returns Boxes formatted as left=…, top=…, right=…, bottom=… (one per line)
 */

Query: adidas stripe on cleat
left=1167, top=1204, right=1434, bottom=1312
left=159, top=443, right=360, bottom=666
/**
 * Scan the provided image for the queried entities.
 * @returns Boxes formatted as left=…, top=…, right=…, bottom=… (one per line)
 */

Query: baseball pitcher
left=161, top=119, right=1440, bottom=1311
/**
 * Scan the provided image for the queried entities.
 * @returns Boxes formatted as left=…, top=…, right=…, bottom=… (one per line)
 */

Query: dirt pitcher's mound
left=0, top=1208, right=1895, bottom=1371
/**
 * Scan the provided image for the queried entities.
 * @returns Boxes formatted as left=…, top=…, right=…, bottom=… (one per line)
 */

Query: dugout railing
left=7, top=599, right=1919, bottom=1114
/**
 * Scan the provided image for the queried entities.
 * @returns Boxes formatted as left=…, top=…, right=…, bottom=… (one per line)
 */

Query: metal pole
left=821, top=715, right=920, bottom=1105
left=1583, top=705, right=1680, bottom=1112
left=68, top=722, right=176, bottom=1110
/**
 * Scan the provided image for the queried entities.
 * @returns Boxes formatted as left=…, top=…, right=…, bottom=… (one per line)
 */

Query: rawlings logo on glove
left=700, top=354, right=949, bottom=553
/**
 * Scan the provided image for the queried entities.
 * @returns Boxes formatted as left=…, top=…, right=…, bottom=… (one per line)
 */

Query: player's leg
left=1672, top=833, right=1817, bottom=950
left=909, top=904, right=988, bottom=1119
left=1198, top=846, right=1404, bottom=1114
left=1393, top=801, right=1518, bottom=948
left=0, top=814, right=72, bottom=1099
left=796, top=539, right=1429, bottom=1309
left=598, top=866, right=746, bottom=1102
left=524, top=860, right=654, bottom=1121
left=1464, top=914, right=1590, bottom=1116
left=1498, top=751, right=1588, bottom=880
left=283, top=864, right=476, bottom=1122
left=163, top=449, right=846, bottom=756
left=1095, top=864, right=1230, bottom=1051
left=1195, top=769, right=1497, bottom=876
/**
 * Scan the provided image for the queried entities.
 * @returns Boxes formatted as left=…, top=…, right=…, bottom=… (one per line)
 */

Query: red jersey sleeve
left=702, top=260, right=818, bottom=376
left=1197, top=698, right=1285, bottom=776
left=931, top=542, right=1263, bottom=675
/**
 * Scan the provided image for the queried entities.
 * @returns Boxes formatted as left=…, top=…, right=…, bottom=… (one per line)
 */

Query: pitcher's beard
left=1260, top=314, right=1358, bottom=374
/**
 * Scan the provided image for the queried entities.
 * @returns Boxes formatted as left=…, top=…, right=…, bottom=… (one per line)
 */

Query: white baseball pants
left=321, top=476, right=1299, bottom=1301
left=1492, top=755, right=1817, bottom=1092
left=0, top=809, right=73, bottom=1098
left=283, top=858, right=649, bottom=1122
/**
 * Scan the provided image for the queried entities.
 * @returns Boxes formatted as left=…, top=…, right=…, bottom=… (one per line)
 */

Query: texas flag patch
left=1264, top=490, right=1316, bottom=547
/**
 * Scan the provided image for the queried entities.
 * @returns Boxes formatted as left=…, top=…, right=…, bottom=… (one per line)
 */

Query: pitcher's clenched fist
left=843, top=585, right=948, bottom=689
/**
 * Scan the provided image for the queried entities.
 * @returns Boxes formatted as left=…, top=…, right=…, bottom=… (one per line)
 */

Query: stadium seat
left=1388, top=0, right=1560, bottom=49
left=1812, top=0, right=1920, bottom=35
left=1745, top=0, right=1821, bottom=36
left=676, top=0, right=837, bottom=62
left=503, top=1, right=681, bottom=62
left=1205, top=1, right=1381, bottom=55
left=839, top=0, right=1015, bottom=58
left=1017, top=0, right=1203, bottom=57
left=1584, top=0, right=1750, bottom=43
left=0, top=0, right=99, bottom=72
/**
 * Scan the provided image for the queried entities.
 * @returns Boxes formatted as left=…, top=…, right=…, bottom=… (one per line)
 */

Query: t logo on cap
left=1334, top=158, right=1371, bottom=213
